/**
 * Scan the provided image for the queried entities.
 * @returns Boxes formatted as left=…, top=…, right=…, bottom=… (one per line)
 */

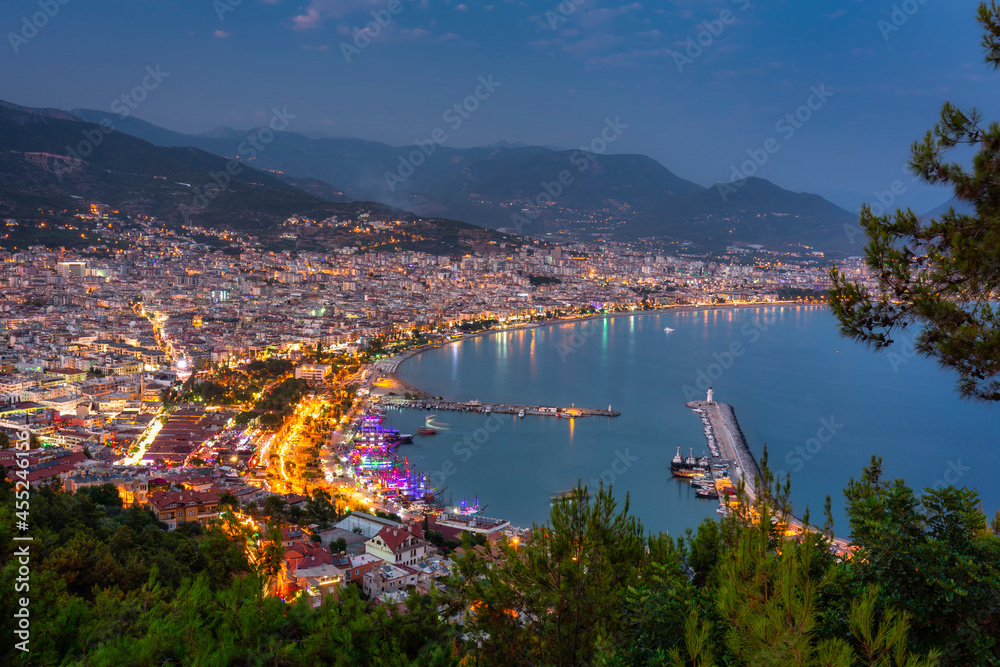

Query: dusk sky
left=2, top=0, right=995, bottom=212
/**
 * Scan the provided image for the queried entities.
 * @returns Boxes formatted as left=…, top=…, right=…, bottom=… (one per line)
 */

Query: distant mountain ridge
left=923, top=196, right=976, bottom=219
left=69, top=106, right=862, bottom=254
left=0, top=102, right=520, bottom=255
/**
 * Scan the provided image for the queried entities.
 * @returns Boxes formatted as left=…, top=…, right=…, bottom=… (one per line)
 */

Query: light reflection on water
left=395, top=306, right=998, bottom=535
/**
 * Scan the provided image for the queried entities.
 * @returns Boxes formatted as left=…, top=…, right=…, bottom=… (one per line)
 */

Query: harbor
left=381, top=397, right=621, bottom=418
left=685, top=397, right=762, bottom=504
left=683, top=392, right=851, bottom=554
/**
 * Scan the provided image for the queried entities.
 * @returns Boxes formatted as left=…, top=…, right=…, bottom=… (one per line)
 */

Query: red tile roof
left=371, top=525, right=427, bottom=553
left=148, top=489, right=219, bottom=512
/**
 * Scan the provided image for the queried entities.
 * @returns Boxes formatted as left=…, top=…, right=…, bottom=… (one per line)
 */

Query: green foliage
left=0, top=478, right=250, bottom=665
left=844, top=456, right=1000, bottom=663
left=217, top=491, right=238, bottom=510
left=2, top=457, right=995, bottom=665
left=830, top=2, right=1000, bottom=400
left=528, top=275, right=562, bottom=286
left=777, top=286, right=826, bottom=301
left=375, top=509, right=403, bottom=523
left=247, top=358, right=295, bottom=376
left=451, top=483, right=648, bottom=666
left=262, top=494, right=287, bottom=518
left=456, top=318, right=499, bottom=333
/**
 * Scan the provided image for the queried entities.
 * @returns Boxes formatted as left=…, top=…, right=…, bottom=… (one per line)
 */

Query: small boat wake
left=424, top=414, right=449, bottom=431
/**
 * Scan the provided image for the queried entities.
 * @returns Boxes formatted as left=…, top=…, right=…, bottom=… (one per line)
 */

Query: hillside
left=631, top=177, right=862, bottom=254
left=923, top=195, right=977, bottom=219
left=0, top=103, right=521, bottom=254
left=69, top=107, right=861, bottom=254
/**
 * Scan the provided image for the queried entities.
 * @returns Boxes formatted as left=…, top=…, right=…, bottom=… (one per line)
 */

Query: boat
left=518, top=409, right=525, bottom=418
left=397, top=434, right=414, bottom=444
left=452, top=496, right=487, bottom=516
left=551, top=488, right=591, bottom=504
left=672, top=445, right=715, bottom=479
left=417, top=427, right=437, bottom=436
left=670, top=446, right=702, bottom=472
left=664, top=327, right=675, bottom=333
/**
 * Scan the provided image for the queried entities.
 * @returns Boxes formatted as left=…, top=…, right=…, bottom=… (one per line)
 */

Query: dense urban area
left=2, top=209, right=995, bottom=667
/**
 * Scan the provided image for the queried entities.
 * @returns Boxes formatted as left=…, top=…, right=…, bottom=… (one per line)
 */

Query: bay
left=388, top=306, right=999, bottom=537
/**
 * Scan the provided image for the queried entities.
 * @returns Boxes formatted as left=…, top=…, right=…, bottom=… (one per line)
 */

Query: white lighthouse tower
left=707, top=387, right=714, bottom=404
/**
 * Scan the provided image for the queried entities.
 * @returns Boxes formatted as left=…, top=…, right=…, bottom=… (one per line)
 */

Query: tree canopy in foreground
left=830, top=2, right=1000, bottom=401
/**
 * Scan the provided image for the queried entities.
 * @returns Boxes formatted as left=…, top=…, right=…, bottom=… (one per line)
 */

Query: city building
left=148, top=489, right=220, bottom=530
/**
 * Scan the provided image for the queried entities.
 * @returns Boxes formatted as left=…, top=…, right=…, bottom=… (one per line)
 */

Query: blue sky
left=1, top=0, right=995, bottom=212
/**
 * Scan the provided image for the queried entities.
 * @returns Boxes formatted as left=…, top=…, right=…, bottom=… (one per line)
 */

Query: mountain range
left=68, top=106, right=869, bottom=255
left=2, top=99, right=873, bottom=256
left=0, top=101, right=520, bottom=255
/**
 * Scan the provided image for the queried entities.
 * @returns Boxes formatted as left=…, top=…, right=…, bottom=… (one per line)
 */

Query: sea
left=386, top=305, right=998, bottom=537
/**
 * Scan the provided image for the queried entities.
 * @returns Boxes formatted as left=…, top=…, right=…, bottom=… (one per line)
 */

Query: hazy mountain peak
left=0, top=99, right=78, bottom=121
left=196, top=126, right=246, bottom=139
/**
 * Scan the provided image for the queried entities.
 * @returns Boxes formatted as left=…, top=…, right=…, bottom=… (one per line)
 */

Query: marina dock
left=685, top=398, right=851, bottom=553
left=381, top=397, right=620, bottom=418
left=686, top=400, right=762, bottom=502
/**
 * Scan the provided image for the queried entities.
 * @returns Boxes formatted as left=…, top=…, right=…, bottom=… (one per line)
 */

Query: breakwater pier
left=381, top=397, right=620, bottom=418
left=685, top=398, right=851, bottom=554
left=686, top=400, right=762, bottom=502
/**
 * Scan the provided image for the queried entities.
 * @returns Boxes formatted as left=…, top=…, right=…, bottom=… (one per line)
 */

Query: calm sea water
left=390, top=306, right=998, bottom=537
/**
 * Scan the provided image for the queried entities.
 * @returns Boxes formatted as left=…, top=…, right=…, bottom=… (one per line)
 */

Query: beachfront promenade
left=687, top=399, right=851, bottom=553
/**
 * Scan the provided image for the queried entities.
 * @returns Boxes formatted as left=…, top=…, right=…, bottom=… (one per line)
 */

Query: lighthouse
left=707, top=387, right=714, bottom=404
